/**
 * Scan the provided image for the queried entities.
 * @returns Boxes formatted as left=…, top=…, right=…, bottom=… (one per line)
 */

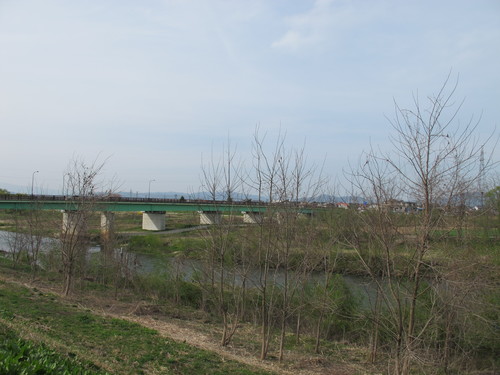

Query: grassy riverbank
left=0, top=279, right=274, bottom=375
left=0, top=257, right=371, bottom=375
left=0, top=209, right=498, bottom=374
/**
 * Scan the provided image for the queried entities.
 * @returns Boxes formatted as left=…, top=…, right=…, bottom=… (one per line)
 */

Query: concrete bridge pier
left=298, top=212, right=314, bottom=219
left=62, top=210, right=86, bottom=234
left=100, top=212, right=115, bottom=241
left=142, top=211, right=166, bottom=231
left=242, top=211, right=263, bottom=224
left=199, top=210, right=222, bottom=225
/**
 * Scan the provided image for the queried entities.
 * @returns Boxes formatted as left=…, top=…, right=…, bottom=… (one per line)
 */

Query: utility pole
left=148, top=179, right=155, bottom=199
left=31, top=170, right=39, bottom=197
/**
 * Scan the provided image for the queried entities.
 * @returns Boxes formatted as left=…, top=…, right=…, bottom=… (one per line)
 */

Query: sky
left=1, top=0, right=499, bottom=195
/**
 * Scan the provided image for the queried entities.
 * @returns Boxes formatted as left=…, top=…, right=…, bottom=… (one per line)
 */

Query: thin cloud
left=271, top=0, right=376, bottom=51
left=0, top=0, right=498, bottom=193
left=272, top=0, right=336, bottom=50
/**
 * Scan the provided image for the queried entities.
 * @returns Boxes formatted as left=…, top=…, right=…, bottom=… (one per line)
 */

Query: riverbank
left=1, top=209, right=498, bottom=374
left=0, top=258, right=372, bottom=375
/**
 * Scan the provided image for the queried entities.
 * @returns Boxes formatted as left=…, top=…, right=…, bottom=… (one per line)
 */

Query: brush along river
left=0, top=230, right=378, bottom=307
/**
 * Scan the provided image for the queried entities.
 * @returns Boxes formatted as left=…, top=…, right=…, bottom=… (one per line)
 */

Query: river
left=0, top=230, right=377, bottom=306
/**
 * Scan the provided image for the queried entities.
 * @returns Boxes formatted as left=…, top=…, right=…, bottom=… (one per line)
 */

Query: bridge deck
left=0, top=195, right=314, bottom=214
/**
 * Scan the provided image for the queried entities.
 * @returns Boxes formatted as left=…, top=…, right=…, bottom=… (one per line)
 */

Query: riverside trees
left=348, top=77, right=496, bottom=375
left=199, top=140, right=247, bottom=346
left=60, top=157, right=112, bottom=296
left=194, top=82, right=496, bottom=371
left=198, top=129, right=330, bottom=360
left=2, top=197, right=51, bottom=281
left=249, top=130, right=328, bottom=362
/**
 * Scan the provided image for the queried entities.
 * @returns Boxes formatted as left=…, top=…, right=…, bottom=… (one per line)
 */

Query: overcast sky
left=1, top=0, right=499, bottom=195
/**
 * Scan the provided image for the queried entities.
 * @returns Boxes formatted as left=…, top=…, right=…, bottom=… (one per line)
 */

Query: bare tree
left=222, top=137, right=241, bottom=202
left=247, top=128, right=326, bottom=361
left=3, top=213, right=28, bottom=268
left=60, top=156, right=108, bottom=296
left=348, top=76, right=495, bottom=374
left=25, top=205, right=47, bottom=280
left=199, top=140, right=247, bottom=346
left=246, top=128, right=287, bottom=360
left=201, top=144, right=223, bottom=202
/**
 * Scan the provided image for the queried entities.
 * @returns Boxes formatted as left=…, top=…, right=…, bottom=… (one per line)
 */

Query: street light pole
left=31, top=170, right=39, bottom=197
left=62, top=172, right=70, bottom=196
left=62, top=173, right=66, bottom=196
left=148, top=179, right=155, bottom=199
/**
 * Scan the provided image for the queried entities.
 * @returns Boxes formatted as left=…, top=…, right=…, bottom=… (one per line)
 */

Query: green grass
left=0, top=281, right=274, bottom=375
left=125, top=233, right=206, bottom=259
left=0, top=324, right=109, bottom=375
left=168, top=236, right=206, bottom=253
left=127, top=234, right=168, bottom=254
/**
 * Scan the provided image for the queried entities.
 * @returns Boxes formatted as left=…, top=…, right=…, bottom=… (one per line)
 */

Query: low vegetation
left=0, top=208, right=498, bottom=374
left=0, top=325, right=108, bottom=375
left=0, top=280, right=273, bottom=375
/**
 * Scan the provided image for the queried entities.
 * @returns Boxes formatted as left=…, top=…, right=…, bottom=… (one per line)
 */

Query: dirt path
left=2, top=275, right=360, bottom=375
left=105, top=312, right=355, bottom=375
left=86, top=298, right=360, bottom=375
left=116, top=314, right=297, bottom=375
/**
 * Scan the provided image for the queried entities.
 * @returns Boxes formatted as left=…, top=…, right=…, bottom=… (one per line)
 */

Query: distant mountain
left=309, top=194, right=365, bottom=204
left=118, top=191, right=262, bottom=201
left=0, top=182, right=60, bottom=195
left=117, top=191, right=370, bottom=204
left=119, top=191, right=188, bottom=199
left=447, top=191, right=485, bottom=208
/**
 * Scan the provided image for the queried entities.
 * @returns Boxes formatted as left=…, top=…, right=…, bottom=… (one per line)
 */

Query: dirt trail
left=115, top=314, right=298, bottom=375
left=93, top=300, right=359, bottom=375
left=109, top=312, right=355, bottom=375
left=3, top=275, right=358, bottom=375
left=89, top=298, right=353, bottom=375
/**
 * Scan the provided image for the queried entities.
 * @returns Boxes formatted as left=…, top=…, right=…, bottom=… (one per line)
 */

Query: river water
left=0, top=229, right=57, bottom=254
left=0, top=230, right=376, bottom=306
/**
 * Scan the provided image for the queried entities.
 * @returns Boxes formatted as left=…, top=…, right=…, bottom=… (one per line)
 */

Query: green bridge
left=0, top=195, right=315, bottom=231
left=0, top=198, right=267, bottom=213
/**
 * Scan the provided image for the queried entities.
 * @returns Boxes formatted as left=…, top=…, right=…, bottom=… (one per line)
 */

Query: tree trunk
left=278, top=310, right=286, bottom=362
left=314, top=312, right=323, bottom=354
left=295, top=311, right=301, bottom=345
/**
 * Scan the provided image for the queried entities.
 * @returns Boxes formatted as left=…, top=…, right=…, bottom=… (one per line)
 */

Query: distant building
left=336, top=202, right=349, bottom=209
left=364, top=199, right=418, bottom=213
left=383, top=199, right=418, bottom=213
